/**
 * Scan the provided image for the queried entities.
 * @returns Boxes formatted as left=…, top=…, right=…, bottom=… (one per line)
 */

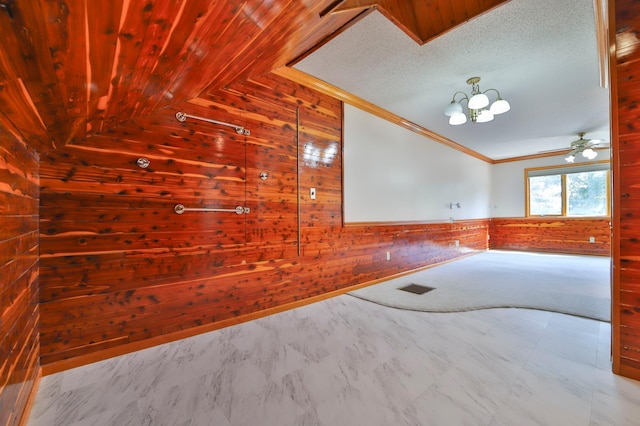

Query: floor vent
left=397, top=284, right=435, bottom=295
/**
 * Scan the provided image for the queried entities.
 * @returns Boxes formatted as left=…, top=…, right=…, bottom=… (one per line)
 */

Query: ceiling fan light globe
left=490, top=98, right=510, bottom=115
left=468, top=93, right=489, bottom=109
left=444, top=101, right=463, bottom=117
left=565, top=154, right=576, bottom=163
left=582, top=148, right=597, bottom=160
left=449, top=112, right=467, bottom=125
left=476, top=109, right=494, bottom=123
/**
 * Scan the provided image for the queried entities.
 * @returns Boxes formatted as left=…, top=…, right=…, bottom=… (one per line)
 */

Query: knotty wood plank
left=38, top=72, right=493, bottom=371
left=99, top=0, right=180, bottom=132
left=83, top=0, right=125, bottom=135
left=40, top=0, right=88, bottom=142
left=604, top=0, right=640, bottom=379
left=0, top=126, right=39, bottom=425
left=132, top=0, right=241, bottom=117
left=0, top=0, right=72, bottom=149
left=489, top=217, right=611, bottom=256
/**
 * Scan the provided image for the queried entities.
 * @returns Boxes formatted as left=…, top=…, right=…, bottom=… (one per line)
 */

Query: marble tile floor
left=28, top=295, right=640, bottom=426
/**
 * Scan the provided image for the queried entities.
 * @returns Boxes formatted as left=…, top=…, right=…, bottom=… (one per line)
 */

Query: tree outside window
left=527, top=168, right=609, bottom=217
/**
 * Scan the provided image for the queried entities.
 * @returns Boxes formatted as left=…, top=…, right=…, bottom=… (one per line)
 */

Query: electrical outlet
left=589, top=236, right=595, bottom=243
left=386, top=251, right=391, bottom=261
left=455, top=240, right=460, bottom=247
left=310, top=187, right=316, bottom=200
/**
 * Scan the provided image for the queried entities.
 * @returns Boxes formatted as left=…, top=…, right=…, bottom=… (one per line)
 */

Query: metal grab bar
left=174, top=204, right=250, bottom=215
left=175, top=112, right=250, bottom=135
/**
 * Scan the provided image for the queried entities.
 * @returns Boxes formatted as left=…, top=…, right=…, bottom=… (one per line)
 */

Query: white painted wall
left=490, top=150, right=611, bottom=217
left=343, top=104, right=610, bottom=222
left=343, top=104, right=491, bottom=222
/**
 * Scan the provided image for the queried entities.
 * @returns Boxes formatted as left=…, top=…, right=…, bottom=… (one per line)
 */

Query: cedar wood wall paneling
left=0, top=128, right=40, bottom=426
left=612, top=0, right=640, bottom=378
left=5, top=0, right=640, bottom=420
left=490, top=217, right=611, bottom=256
left=38, top=74, right=489, bottom=366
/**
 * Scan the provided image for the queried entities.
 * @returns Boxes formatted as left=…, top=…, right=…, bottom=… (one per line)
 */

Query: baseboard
left=616, top=364, right=640, bottom=382
left=41, top=251, right=483, bottom=376
left=489, top=246, right=610, bottom=257
left=18, top=367, right=41, bottom=426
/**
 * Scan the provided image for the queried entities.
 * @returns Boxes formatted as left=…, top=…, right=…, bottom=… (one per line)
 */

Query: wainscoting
left=0, top=127, right=40, bottom=425
left=612, top=0, right=640, bottom=379
left=38, top=74, right=490, bottom=371
left=489, top=217, right=611, bottom=256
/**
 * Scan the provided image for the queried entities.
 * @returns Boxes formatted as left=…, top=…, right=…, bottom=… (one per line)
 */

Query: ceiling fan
left=564, top=132, right=608, bottom=163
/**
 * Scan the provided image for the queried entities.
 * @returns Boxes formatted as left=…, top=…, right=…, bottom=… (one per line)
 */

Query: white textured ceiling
left=294, top=0, right=610, bottom=160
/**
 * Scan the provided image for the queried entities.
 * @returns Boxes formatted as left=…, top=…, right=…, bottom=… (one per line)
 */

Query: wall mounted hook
left=137, top=157, right=150, bottom=168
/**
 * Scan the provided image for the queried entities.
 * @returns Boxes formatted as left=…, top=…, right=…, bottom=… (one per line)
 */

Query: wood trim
left=273, top=66, right=494, bottom=163
left=492, top=216, right=612, bottom=221
left=608, top=0, right=621, bottom=376
left=17, top=368, right=41, bottom=426
left=495, top=150, right=573, bottom=164
left=562, top=174, right=568, bottom=216
left=319, top=1, right=350, bottom=17
left=344, top=218, right=487, bottom=227
left=341, top=101, right=347, bottom=227
left=524, top=159, right=610, bottom=174
left=594, top=0, right=609, bottom=89
left=617, top=364, right=640, bottom=382
left=493, top=147, right=609, bottom=164
left=524, top=167, right=530, bottom=217
left=297, top=106, right=301, bottom=257
left=275, top=66, right=610, bottom=166
left=41, top=250, right=482, bottom=376
left=524, top=160, right=612, bottom=217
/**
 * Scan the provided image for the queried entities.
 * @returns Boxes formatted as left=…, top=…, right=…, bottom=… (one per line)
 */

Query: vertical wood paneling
left=0, top=127, right=40, bottom=426
left=489, top=217, right=611, bottom=256
left=611, top=0, right=640, bottom=380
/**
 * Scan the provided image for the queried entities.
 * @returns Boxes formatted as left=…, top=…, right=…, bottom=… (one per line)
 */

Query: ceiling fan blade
left=537, top=148, right=572, bottom=154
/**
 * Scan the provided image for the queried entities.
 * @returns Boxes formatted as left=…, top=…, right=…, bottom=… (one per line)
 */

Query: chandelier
left=443, top=77, right=510, bottom=125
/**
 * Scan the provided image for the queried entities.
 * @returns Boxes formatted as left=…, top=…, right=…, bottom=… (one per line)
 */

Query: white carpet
left=348, top=250, right=611, bottom=322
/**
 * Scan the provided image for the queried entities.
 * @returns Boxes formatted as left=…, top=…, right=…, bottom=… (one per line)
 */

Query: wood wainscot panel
left=609, top=0, right=640, bottom=380
left=0, top=126, right=40, bottom=426
left=489, top=217, right=611, bottom=256
left=39, top=73, right=491, bottom=370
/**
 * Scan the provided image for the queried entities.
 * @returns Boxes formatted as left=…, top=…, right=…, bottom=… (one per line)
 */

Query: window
left=526, top=163, right=610, bottom=217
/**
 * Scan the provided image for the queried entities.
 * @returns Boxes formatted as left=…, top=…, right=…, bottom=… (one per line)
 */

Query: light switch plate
left=310, top=187, right=316, bottom=200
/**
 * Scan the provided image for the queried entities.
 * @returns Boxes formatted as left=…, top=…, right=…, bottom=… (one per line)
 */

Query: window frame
left=525, top=161, right=611, bottom=218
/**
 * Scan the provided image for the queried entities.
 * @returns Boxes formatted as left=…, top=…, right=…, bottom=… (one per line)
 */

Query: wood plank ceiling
left=0, top=0, right=510, bottom=154
left=327, top=0, right=509, bottom=44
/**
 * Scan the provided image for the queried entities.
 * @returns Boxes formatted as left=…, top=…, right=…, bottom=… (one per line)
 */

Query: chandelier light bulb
left=475, top=109, right=494, bottom=123
left=449, top=111, right=467, bottom=125
left=444, top=77, right=509, bottom=125
left=468, top=93, right=489, bottom=110
left=444, top=101, right=463, bottom=117
left=582, top=148, right=597, bottom=160
left=490, top=98, right=511, bottom=115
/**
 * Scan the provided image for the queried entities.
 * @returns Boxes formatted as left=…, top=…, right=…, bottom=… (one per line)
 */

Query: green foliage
left=529, top=170, right=608, bottom=216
